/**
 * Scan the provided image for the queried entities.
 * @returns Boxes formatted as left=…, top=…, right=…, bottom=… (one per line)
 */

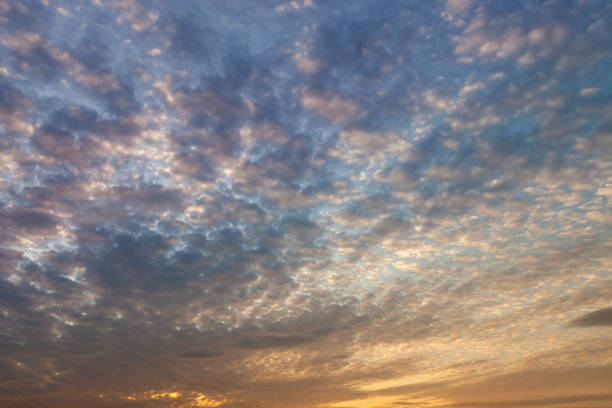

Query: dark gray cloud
left=178, top=350, right=222, bottom=359
left=569, top=306, right=612, bottom=327
left=234, top=334, right=315, bottom=350
left=0, top=208, right=58, bottom=231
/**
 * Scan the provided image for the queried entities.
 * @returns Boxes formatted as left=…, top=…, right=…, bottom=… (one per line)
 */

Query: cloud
left=569, top=306, right=612, bottom=327
left=1, top=1, right=612, bottom=407
left=580, top=87, right=599, bottom=96
left=301, top=89, right=360, bottom=122
left=0, top=208, right=58, bottom=231
left=178, top=350, right=222, bottom=359
left=235, top=335, right=316, bottom=350
left=447, top=393, right=612, bottom=408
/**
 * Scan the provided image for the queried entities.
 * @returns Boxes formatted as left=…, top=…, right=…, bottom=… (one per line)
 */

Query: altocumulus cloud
left=0, top=0, right=611, bottom=407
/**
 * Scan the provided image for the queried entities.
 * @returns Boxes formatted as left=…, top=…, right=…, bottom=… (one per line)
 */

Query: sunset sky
left=1, top=0, right=611, bottom=407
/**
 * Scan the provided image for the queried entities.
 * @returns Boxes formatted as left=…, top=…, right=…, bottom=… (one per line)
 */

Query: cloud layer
left=1, top=0, right=611, bottom=407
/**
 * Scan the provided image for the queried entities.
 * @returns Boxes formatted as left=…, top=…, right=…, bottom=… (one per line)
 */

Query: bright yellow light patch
left=121, top=390, right=226, bottom=407
left=150, top=391, right=180, bottom=399
left=122, top=390, right=181, bottom=401
left=195, top=393, right=225, bottom=407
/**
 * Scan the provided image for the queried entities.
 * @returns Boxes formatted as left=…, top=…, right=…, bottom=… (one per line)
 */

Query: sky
left=0, top=0, right=611, bottom=407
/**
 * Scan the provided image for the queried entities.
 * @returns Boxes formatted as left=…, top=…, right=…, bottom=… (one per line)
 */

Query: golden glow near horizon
left=1, top=0, right=612, bottom=407
left=328, top=396, right=450, bottom=408
left=328, top=395, right=407, bottom=408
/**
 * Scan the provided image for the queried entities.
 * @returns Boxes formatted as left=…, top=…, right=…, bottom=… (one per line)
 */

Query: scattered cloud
left=0, top=1, right=611, bottom=407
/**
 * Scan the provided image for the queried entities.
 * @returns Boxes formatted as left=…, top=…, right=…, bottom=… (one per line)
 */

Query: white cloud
left=579, top=87, right=599, bottom=96
left=301, top=89, right=360, bottom=122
